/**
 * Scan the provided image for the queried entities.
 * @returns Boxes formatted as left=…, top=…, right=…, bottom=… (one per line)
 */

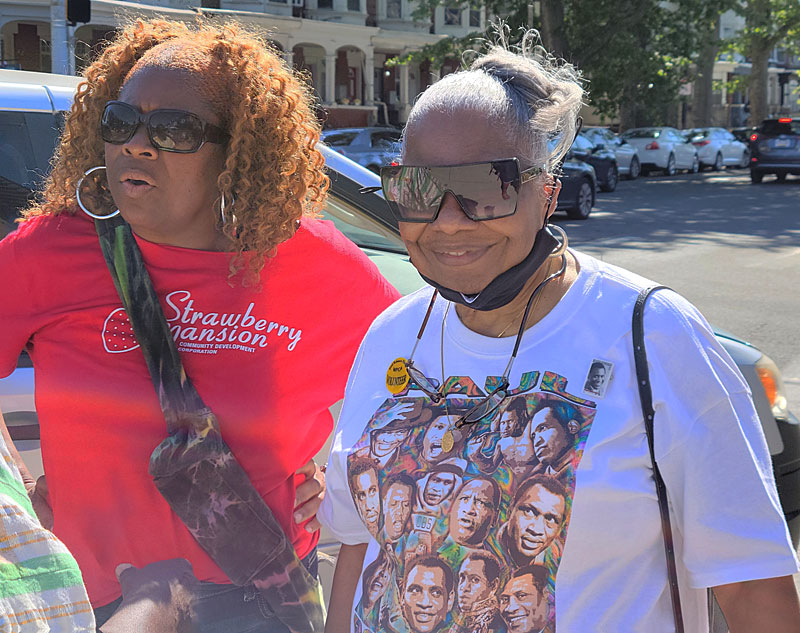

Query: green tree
left=402, top=0, right=737, bottom=129
left=735, top=0, right=800, bottom=124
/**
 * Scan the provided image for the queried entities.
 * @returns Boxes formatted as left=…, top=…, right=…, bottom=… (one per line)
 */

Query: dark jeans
left=94, top=548, right=319, bottom=633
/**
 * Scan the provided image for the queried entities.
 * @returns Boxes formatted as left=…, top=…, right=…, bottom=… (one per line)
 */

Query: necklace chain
left=494, top=259, right=553, bottom=338
left=439, top=256, right=559, bottom=400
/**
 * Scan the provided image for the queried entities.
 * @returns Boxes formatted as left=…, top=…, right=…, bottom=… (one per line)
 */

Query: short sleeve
left=318, top=341, right=374, bottom=545
left=0, top=229, right=37, bottom=377
left=645, top=291, right=799, bottom=588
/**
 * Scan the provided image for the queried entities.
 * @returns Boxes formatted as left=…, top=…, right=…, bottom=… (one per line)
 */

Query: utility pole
left=50, top=0, right=69, bottom=74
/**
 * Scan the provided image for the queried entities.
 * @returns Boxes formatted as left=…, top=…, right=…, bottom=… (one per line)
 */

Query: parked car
left=567, top=132, right=619, bottom=192
left=320, top=126, right=401, bottom=173
left=583, top=126, right=641, bottom=180
left=683, top=127, right=749, bottom=170
left=2, top=72, right=799, bottom=607
left=556, top=155, right=596, bottom=220
left=0, top=69, right=75, bottom=238
left=749, top=117, right=800, bottom=184
left=731, top=126, right=757, bottom=145
left=620, top=126, right=699, bottom=176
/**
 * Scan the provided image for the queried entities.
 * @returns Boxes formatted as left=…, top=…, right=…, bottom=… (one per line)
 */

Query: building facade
left=0, top=0, right=485, bottom=126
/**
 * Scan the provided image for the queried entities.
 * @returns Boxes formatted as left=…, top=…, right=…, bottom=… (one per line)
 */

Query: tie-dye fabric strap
left=95, top=216, right=324, bottom=633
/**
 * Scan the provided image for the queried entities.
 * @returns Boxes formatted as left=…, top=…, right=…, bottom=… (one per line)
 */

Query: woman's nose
left=432, top=191, right=476, bottom=232
left=122, top=124, right=157, bottom=158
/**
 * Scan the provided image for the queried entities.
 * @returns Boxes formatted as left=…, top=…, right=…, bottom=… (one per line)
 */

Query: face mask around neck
left=418, top=225, right=560, bottom=312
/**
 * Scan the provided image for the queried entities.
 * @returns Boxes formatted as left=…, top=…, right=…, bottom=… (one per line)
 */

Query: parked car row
left=320, top=121, right=782, bottom=225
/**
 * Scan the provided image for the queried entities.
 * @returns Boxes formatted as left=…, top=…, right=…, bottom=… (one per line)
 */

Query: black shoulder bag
left=633, top=285, right=685, bottom=633
left=95, top=216, right=324, bottom=633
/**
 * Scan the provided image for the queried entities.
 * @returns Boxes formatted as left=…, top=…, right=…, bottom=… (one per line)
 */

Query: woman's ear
left=543, top=176, right=562, bottom=220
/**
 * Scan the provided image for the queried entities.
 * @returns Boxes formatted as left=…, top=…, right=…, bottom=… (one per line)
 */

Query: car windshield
left=321, top=192, right=406, bottom=254
left=621, top=128, right=660, bottom=139
left=322, top=132, right=358, bottom=147
left=688, top=130, right=710, bottom=141
left=759, top=120, right=800, bottom=136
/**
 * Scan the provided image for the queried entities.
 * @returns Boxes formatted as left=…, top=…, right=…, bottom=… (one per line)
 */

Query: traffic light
left=66, top=0, right=91, bottom=25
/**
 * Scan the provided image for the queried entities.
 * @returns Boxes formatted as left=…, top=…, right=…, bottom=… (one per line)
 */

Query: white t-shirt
left=319, top=250, right=799, bottom=633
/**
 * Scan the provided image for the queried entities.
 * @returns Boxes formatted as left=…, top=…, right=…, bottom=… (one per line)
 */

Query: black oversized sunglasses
left=379, top=158, right=544, bottom=223
left=100, top=101, right=230, bottom=153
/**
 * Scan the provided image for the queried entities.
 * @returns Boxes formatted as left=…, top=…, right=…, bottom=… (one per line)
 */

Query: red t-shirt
left=0, top=212, right=400, bottom=606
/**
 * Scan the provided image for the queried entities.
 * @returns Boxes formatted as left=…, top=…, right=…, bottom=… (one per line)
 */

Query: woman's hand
left=26, top=475, right=53, bottom=531
left=294, top=459, right=325, bottom=533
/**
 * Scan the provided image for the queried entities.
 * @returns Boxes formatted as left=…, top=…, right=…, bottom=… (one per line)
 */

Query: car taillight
left=778, top=117, right=792, bottom=123
left=750, top=133, right=758, bottom=142
left=390, top=160, right=399, bottom=166
left=693, top=140, right=710, bottom=146
left=755, top=354, right=789, bottom=420
left=645, top=141, right=659, bottom=150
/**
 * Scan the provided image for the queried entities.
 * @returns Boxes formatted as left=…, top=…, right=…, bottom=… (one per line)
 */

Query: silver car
left=621, top=126, right=699, bottom=176
left=684, top=127, right=750, bottom=171
left=583, top=127, right=641, bottom=180
left=320, top=126, right=401, bottom=173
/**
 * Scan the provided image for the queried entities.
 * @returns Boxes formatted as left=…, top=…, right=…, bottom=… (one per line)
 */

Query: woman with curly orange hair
left=0, top=17, right=399, bottom=631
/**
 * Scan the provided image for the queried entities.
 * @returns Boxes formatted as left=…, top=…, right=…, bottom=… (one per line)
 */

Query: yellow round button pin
left=441, top=429, right=455, bottom=454
left=386, top=357, right=410, bottom=394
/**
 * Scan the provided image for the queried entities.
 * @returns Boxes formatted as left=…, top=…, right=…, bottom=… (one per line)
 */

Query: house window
left=348, top=0, right=360, bottom=10
left=387, top=0, right=401, bottom=18
left=318, top=0, right=333, bottom=8
left=444, top=7, right=461, bottom=25
left=469, top=9, right=480, bottom=27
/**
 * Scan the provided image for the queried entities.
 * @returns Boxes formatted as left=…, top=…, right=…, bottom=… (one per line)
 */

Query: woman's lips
left=119, top=179, right=155, bottom=198
left=428, top=245, right=490, bottom=266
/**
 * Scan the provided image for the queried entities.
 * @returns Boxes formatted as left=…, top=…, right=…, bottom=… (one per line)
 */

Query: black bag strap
left=95, top=215, right=205, bottom=428
left=632, top=285, right=685, bottom=633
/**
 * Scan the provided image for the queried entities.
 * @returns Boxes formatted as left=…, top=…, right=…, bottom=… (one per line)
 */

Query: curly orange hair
left=24, top=18, right=328, bottom=282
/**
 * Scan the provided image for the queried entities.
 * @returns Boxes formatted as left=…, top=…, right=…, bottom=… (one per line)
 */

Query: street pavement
left=555, top=167, right=800, bottom=628
left=558, top=167, right=800, bottom=411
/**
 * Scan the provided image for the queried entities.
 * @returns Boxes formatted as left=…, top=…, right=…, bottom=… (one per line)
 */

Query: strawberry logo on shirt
left=102, top=308, right=140, bottom=354
left=100, top=290, right=303, bottom=356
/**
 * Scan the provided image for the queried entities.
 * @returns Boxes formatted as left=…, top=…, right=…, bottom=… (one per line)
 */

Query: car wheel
left=600, top=165, right=618, bottom=192
left=690, top=155, right=700, bottom=174
left=664, top=153, right=676, bottom=176
left=739, top=149, right=750, bottom=169
left=776, top=172, right=787, bottom=182
left=567, top=179, right=593, bottom=220
left=712, top=152, right=723, bottom=171
left=628, top=156, right=640, bottom=180
left=750, top=170, right=763, bottom=184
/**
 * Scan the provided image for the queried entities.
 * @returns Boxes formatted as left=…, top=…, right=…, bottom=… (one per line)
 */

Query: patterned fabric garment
left=95, top=217, right=324, bottom=633
left=0, top=438, right=95, bottom=632
left=347, top=371, right=597, bottom=633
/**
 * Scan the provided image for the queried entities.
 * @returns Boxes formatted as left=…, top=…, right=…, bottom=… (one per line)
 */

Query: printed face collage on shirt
left=347, top=370, right=597, bottom=633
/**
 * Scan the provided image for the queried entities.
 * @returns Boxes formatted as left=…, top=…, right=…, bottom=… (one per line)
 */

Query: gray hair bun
left=405, top=29, right=584, bottom=173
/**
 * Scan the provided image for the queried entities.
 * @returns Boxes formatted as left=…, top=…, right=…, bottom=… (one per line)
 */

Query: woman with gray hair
left=320, top=32, right=800, bottom=633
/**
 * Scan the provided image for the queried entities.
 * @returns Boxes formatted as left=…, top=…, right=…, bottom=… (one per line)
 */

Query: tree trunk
left=690, top=17, right=721, bottom=127
left=748, top=42, right=770, bottom=125
left=619, top=79, right=639, bottom=131
left=540, top=0, right=569, bottom=59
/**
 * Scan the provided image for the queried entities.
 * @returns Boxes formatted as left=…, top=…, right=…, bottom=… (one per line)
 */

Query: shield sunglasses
left=379, top=158, right=544, bottom=223
left=100, top=101, right=230, bottom=153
